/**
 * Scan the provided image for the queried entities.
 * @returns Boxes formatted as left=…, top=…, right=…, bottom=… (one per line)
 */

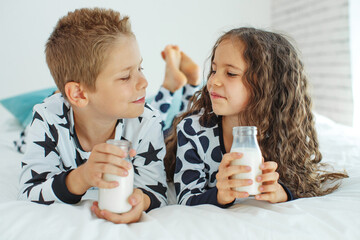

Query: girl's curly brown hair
left=164, top=27, right=348, bottom=198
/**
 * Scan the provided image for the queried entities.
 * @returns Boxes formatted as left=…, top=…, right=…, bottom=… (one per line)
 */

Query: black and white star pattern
left=23, top=170, right=51, bottom=197
left=138, top=143, right=162, bottom=166
left=19, top=93, right=168, bottom=210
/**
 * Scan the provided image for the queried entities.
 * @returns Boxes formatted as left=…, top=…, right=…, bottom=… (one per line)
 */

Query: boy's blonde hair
left=45, top=8, right=133, bottom=97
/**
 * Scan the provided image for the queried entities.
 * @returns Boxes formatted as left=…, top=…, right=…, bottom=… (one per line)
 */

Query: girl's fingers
left=258, top=183, right=279, bottom=193
left=216, top=178, right=252, bottom=190
left=230, top=190, right=249, bottom=199
left=228, top=179, right=253, bottom=188
left=260, top=161, right=278, bottom=172
left=223, top=165, right=251, bottom=178
left=256, top=172, right=279, bottom=183
left=219, top=152, right=243, bottom=170
left=255, top=192, right=276, bottom=202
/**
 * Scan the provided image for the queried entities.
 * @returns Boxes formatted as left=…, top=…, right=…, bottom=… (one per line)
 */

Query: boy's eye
left=139, top=66, right=144, bottom=71
left=120, top=76, right=130, bottom=80
left=210, top=70, right=216, bottom=75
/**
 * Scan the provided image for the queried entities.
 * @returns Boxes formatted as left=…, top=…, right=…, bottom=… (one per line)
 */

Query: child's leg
left=161, top=45, right=187, bottom=93
left=180, top=51, right=201, bottom=86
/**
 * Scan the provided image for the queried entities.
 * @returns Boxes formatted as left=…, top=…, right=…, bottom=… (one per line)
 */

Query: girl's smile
left=210, top=91, right=226, bottom=100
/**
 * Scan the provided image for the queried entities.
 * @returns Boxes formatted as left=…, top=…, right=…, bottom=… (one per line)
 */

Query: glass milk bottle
left=98, top=139, right=134, bottom=213
left=230, top=126, right=262, bottom=195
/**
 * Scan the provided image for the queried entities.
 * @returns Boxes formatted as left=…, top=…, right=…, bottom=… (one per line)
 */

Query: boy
left=18, top=8, right=167, bottom=224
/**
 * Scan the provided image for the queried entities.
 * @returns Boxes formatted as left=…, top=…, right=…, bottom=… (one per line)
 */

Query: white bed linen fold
left=0, top=105, right=359, bottom=240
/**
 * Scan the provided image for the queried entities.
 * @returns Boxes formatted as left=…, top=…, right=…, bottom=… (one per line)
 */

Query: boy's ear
left=64, top=82, right=89, bottom=107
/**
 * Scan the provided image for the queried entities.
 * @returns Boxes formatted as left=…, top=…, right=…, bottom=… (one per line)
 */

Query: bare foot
left=162, top=45, right=187, bottom=93
left=180, top=51, right=200, bottom=86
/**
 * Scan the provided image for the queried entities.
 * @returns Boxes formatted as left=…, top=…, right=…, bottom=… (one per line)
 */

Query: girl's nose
left=209, top=74, right=222, bottom=87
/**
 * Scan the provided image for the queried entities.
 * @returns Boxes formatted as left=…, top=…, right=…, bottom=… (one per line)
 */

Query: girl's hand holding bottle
left=216, top=152, right=253, bottom=205
left=255, top=161, right=288, bottom=203
left=216, top=152, right=288, bottom=205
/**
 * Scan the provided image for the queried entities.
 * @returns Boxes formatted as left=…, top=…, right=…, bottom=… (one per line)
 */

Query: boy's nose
left=137, top=75, right=148, bottom=90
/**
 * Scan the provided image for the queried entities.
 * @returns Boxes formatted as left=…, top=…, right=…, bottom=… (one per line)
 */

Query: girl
left=164, top=27, right=348, bottom=207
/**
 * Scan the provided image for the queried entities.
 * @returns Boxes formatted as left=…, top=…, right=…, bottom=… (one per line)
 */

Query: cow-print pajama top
left=174, top=113, right=294, bottom=207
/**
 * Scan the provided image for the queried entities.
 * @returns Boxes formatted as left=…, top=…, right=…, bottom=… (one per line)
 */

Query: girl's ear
left=64, top=82, right=89, bottom=107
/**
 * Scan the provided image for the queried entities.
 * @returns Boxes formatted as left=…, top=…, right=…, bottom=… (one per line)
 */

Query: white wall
left=271, top=0, right=353, bottom=126
left=0, top=0, right=271, bottom=99
left=350, top=0, right=360, bottom=130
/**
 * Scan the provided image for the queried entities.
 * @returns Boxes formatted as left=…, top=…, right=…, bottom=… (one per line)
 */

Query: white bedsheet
left=0, top=105, right=359, bottom=240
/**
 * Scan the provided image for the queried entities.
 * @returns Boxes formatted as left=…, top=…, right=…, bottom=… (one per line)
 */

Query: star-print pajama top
left=18, top=93, right=168, bottom=211
left=174, top=113, right=294, bottom=207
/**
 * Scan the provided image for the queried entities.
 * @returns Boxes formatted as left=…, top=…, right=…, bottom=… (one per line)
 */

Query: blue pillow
left=0, top=87, right=57, bottom=127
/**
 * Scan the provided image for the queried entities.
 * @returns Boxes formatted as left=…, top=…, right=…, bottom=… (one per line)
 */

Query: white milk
left=98, top=140, right=134, bottom=214
left=98, top=168, right=134, bottom=213
left=230, top=147, right=262, bottom=195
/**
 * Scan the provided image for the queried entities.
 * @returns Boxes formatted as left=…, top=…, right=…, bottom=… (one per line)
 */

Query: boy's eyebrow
left=121, top=58, right=143, bottom=71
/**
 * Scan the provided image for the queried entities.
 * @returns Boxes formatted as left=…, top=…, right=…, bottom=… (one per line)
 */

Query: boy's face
left=86, top=35, right=148, bottom=120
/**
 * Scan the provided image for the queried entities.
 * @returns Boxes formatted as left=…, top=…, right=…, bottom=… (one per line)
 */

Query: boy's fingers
left=96, top=143, right=133, bottom=161
left=128, top=190, right=142, bottom=206
left=91, top=202, right=105, bottom=219
left=97, top=155, right=132, bottom=171
left=99, top=163, right=129, bottom=177
left=129, top=149, right=136, bottom=158
left=101, top=202, right=143, bottom=224
left=95, top=179, right=119, bottom=189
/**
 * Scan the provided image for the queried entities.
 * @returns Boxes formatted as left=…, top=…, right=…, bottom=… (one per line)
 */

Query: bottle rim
left=232, top=126, right=257, bottom=136
left=106, top=139, right=132, bottom=149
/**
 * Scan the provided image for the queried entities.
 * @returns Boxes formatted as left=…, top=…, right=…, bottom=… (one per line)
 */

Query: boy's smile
left=86, top=35, right=148, bottom=121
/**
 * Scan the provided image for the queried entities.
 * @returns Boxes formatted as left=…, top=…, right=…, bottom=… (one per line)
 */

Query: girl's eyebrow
left=212, top=61, right=243, bottom=71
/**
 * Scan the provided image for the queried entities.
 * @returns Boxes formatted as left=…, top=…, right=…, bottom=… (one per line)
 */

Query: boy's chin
left=123, top=106, right=145, bottom=119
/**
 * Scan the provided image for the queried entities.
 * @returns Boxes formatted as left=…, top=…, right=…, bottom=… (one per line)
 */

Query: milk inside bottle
left=230, top=126, right=262, bottom=195
left=98, top=139, right=134, bottom=213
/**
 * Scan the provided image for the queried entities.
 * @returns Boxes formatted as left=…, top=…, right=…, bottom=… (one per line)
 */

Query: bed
left=0, top=103, right=359, bottom=240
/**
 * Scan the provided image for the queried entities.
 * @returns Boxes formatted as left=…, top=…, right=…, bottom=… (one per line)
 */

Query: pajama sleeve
left=179, top=84, right=200, bottom=113
left=18, top=107, right=83, bottom=205
left=174, top=121, right=231, bottom=208
left=150, top=86, right=175, bottom=124
left=131, top=107, right=168, bottom=211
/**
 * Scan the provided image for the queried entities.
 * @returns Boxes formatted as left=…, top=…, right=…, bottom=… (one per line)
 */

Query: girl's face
left=86, top=35, right=148, bottom=120
left=207, top=39, right=249, bottom=118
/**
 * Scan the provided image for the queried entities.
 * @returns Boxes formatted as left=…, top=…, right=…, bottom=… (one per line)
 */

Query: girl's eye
left=210, top=70, right=216, bottom=75
left=227, top=72, right=238, bottom=77
left=139, top=66, right=144, bottom=71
